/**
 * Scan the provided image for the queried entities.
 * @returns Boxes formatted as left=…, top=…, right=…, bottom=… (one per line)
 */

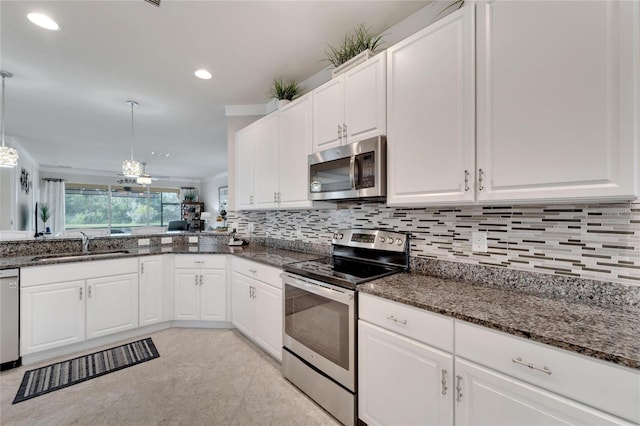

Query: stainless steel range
left=281, top=229, right=409, bottom=426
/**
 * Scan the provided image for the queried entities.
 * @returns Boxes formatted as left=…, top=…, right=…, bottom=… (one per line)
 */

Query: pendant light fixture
left=122, top=100, right=143, bottom=177
left=0, top=70, right=19, bottom=168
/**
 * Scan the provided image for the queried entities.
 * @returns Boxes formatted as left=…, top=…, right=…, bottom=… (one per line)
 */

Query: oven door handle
left=281, top=273, right=354, bottom=305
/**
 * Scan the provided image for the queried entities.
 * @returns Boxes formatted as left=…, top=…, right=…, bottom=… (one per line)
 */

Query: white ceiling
left=1, top=0, right=429, bottom=181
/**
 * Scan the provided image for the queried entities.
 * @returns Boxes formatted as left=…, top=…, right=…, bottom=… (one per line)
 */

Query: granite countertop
left=0, top=243, right=323, bottom=270
left=359, top=273, right=640, bottom=370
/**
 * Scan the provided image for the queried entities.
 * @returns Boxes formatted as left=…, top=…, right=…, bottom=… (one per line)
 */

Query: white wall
left=200, top=172, right=228, bottom=213
left=0, top=137, right=39, bottom=231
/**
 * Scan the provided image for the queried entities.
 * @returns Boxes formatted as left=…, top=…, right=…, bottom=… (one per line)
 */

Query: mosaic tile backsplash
left=229, top=201, right=640, bottom=286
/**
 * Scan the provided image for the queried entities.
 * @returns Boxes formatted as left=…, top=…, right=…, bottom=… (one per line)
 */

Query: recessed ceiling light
left=195, top=69, right=212, bottom=80
left=27, top=13, right=60, bottom=31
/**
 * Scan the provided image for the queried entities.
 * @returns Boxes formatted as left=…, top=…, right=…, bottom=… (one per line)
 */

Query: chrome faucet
left=80, top=232, right=90, bottom=254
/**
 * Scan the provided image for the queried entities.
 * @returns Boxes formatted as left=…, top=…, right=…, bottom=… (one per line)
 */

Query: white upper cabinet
left=235, top=125, right=255, bottom=210
left=476, top=0, right=640, bottom=202
left=312, top=52, right=386, bottom=152
left=279, top=93, right=315, bottom=208
left=387, top=4, right=475, bottom=206
left=252, top=112, right=280, bottom=209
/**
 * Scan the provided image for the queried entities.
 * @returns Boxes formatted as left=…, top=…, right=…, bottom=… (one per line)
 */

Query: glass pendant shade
left=122, top=159, right=143, bottom=177
left=0, top=146, right=19, bottom=168
left=0, top=70, right=18, bottom=168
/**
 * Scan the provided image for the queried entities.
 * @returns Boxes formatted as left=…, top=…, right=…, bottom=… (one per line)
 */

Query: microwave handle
left=353, top=157, right=360, bottom=190
left=349, top=156, right=356, bottom=190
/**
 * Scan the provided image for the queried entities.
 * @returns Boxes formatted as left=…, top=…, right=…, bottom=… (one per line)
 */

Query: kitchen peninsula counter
left=359, top=272, right=640, bottom=371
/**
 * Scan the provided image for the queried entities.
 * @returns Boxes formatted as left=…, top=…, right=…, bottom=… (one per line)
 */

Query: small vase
left=278, top=99, right=291, bottom=109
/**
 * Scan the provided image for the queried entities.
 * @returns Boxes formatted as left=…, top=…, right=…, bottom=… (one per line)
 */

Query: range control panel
left=332, top=229, right=408, bottom=252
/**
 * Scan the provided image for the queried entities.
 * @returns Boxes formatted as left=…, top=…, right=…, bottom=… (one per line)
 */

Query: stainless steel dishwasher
left=0, top=269, right=20, bottom=370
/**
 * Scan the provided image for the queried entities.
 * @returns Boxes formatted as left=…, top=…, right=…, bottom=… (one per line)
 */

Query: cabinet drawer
left=174, top=254, right=226, bottom=269
left=455, top=321, right=640, bottom=424
left=22, top=258, right=138, bottom=287
left=232, top=257, right=282, bottom=289
left=359, top=293, right=453, bottom=352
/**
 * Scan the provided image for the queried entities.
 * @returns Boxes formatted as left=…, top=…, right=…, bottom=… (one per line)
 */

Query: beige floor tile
left=0, top=328, right=338, bottom=426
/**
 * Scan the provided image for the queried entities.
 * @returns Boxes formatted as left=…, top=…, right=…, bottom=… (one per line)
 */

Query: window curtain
left=42, top=178, right=65, bottom=235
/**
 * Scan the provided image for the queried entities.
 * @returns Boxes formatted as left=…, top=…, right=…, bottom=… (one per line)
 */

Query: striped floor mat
left=13, top=338, right=159, bottom=404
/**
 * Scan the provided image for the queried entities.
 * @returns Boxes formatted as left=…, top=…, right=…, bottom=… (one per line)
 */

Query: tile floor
left=0, top=328, right=338, bottom=425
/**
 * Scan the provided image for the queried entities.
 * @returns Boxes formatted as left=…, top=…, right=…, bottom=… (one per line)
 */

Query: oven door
left=282, top=272, right=356, bottom=392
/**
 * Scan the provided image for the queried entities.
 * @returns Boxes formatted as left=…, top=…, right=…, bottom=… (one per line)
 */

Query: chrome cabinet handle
left=88, top=285, right=92, bottom=298
left=141, top=263, right=144, bottom=274
left=194, top=261, right=205, bottom=264
left=441, top=369, right=448, bottom=395
left=343, top=123, right=347, bottom=144
left=512, top=357, right=552, bottom=375
left=248, top=269, right=257, bottom=274
left=338, top=124, right=343, bottom=143
left=195, top=275, right=198, bottom=286
left=456, top=375, right=463, bottom=402
left=464, top=170, right=470, bottom=192
left=386, top=315, right=407, bottom=325
left=79, top=287, right=83, bottom=300
left=478, top=168, right=484, bottom=191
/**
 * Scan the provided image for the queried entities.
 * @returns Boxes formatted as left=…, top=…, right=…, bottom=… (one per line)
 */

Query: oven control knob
left=396, top=238, right=403, bottom=245
left=338, top=233, right=344, bottom=239
left=388, top=238, right=394, bottom=245
left=379, top=237, right=385, bottom=243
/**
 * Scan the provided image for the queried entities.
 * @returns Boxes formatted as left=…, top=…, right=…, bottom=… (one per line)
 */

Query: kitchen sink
left=31, top=250, right=130, bottom=261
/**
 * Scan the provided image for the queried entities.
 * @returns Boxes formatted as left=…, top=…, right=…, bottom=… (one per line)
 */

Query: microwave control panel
left=356, top=152, right=375, bottom=189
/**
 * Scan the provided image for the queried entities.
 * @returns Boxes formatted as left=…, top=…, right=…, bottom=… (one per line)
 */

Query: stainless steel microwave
left=308, top=136, right=386, bottom=201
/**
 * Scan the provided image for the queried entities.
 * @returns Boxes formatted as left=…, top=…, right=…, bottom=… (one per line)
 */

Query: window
left=65, top=184, right=181, bottom=233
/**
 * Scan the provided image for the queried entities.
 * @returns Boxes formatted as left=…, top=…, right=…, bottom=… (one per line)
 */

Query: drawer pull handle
left=248, top=269, right=257, bottom=274
left=386, top=315, right=407, bottom=325
left=456, top=375, right=463, bottom=402
left=441, top=369, right=448, bottom=395
left=512, top=357, right=552, bottom=375
left=194, top=261, right=205, bottom=264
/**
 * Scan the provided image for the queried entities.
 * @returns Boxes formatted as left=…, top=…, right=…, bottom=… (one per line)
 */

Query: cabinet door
left=279, top=94, right=313, bottom=208
left=344, top=52, right=386, bottom=144
left=387, top=5, right=475, bottom=206
left=236, top=126, right=255, bottom=209
left=454, top=358, right=629, bottom=426
left=358, top=321, right=454, bottom=426
left=20, top=281, right=85, bottom=355
left=252, top=280, right=282, bottom=361
left=139, top=256, right=164, bottom=326
left=200, top=268, right=227, bottom=321
left=231, top=272, right=254, bottom=336
left=312, top=77, right=344, bottom=152
left=174, top=270, right=200, bottom=320
left=86, top=273, right=138, bottom=339
left=476, top=0, right=639, bottom=202
left=253, top=113, right=280, bottom=209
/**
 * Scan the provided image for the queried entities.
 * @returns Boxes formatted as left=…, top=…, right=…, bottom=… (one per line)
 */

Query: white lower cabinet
left=20, top=258, right=139, bottom=355
left=174, top=255, right=227, bottom=322
left=20, top=280, right=86, bottom=354
left=138, top=255, right=164, bottom=326
left=358, top=294, right=638, bottom=426
left=231, top=258, right=282, bottom=361
left=85, top=273, right=138, bottom=339
left=454, top=358, right=632, bottom=426
left=358, top=321, right=454, bottom=426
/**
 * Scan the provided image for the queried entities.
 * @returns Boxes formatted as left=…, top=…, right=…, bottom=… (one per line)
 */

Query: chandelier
left=0, top=70, right=18, bottom=168
left=122, top=100, right=142, bottom=177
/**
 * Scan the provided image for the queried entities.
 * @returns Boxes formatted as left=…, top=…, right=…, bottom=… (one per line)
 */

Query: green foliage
left=325, top=24, right=387, bottom=68
left=183, top=189, right=197, bottom=202
left=269, top=79, right=300, bottom=101
left=39, top=203, right=50, bottom=224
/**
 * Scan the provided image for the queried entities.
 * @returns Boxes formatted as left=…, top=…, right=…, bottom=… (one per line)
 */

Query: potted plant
left=269, top=78, right=300, bottom=108
left=182, top=188, right=198, bottom=202
left=325, top=24, right=387, bottom=77
left=39, top=203, right=51, bottom=234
